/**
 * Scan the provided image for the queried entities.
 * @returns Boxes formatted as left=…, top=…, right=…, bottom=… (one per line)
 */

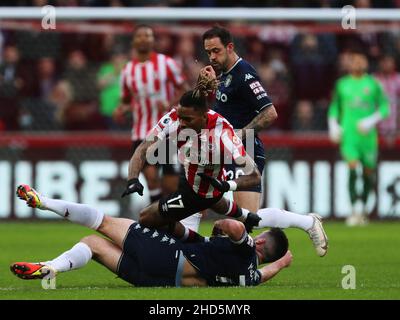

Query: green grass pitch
left=1, top=220, right=399, bottom=300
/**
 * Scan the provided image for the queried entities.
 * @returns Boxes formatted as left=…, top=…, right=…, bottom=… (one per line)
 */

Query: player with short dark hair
left=11, top=185, right=292, bottom=287
left=201, top=26, right=278, bottom=215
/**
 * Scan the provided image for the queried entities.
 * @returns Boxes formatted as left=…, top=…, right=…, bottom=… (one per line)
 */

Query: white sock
left=149, top=188, right=161, bottom=197
left=41, top=197, right=104, bottom=230
left=240, top=208, right=250, bottom=221
left=45, top=242, right=92, bottom=273
left=256, top=208, right=314, bottom=231
left=149, top=188, right=162, bottom=201
left=180, top=213, right=202, bottom=232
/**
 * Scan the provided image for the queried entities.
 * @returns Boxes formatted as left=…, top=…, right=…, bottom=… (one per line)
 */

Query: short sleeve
left=220, top=123, right=246, bottom=162
left=238, top=71, right=273, bottom=113
left=150, top=109, right=178, bottom=140
left=120, top=63, right=132, bottom=103
left=231, top=233, right=256, bottom=256
left=166, top=57, right=185, bottom=86
left=374, top=79, right=390, bottom=119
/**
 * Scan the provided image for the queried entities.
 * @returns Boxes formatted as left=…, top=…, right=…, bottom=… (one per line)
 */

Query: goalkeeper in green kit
left=328, top=52, right=390, bottom=226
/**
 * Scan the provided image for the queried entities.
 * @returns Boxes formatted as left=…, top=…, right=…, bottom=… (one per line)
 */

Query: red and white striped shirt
left=374, top=72, right=400, bottom=133
left=121, top=52, right=184, bottom=141
left=151, top=108, right=247, bottom=198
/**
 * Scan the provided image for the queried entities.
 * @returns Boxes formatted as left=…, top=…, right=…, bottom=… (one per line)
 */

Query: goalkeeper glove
left=357, top=112, right=382, bottom=134
left=328, top=118, right=342, bottom=143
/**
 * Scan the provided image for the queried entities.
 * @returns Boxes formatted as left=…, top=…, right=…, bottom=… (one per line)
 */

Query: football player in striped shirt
left=123, top=89, right=262, bottom=235
left=115, top=24, right=189, bottom=205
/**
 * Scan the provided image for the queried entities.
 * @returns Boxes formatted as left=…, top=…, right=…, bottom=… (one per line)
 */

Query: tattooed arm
left=240, top=105, right=278, bottom=138
left=128, top=138, right=159, bottom=180
left=121, top=137, right=161, bottom=198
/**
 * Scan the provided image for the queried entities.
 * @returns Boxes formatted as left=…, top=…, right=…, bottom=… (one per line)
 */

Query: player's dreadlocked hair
left=179, top=90, right=208, bottom=112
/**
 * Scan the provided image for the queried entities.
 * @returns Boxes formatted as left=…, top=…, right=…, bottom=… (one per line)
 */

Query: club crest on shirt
left=225, top=75, right=232, bottom=87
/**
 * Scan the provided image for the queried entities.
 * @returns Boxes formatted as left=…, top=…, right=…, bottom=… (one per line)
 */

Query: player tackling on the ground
left=120, top=86, right=327, bottom=257
left=11, top=184, right=291, bottom=287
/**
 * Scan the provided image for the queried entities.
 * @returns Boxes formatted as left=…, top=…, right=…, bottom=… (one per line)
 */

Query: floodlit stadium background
left=1, top=1, right=400, bottom=222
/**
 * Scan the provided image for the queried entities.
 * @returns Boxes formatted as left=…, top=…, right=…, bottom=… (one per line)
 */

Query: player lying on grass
left=122, top=87, right=328, bottom=257
left=11, top=185, right=292, bottom=287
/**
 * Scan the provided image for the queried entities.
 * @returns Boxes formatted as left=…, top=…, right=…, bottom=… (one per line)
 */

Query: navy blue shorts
left=117, top=222, right=186, bottom=287
left=224, top=137, right=265, bottom=193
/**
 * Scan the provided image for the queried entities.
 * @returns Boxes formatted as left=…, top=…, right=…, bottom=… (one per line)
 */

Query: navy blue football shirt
left=213, top=58, right=273, bottom=130
left=183, top=235, right=262, bottom=287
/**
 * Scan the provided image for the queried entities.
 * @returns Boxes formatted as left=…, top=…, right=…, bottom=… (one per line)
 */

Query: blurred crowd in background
left=0, top=0, right=400, bottom=136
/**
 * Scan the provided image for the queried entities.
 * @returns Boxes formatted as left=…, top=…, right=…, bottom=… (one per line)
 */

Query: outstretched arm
left=122, top=136, right=160, bottom=197
left=258, top=250, right=292, bottom=284
left=128, top=138, right=157, bottom=180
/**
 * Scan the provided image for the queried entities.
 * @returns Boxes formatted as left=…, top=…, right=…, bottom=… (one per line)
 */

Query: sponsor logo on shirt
left=216, top=90, right=228, bottom=102
left=249, top=81, right=266, bottom=96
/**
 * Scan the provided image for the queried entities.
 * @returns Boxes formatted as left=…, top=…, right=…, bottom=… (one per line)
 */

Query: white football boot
left=307, top=214, right=329, bottom=257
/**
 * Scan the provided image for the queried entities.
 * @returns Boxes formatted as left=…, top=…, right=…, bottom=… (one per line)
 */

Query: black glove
left=197, top=173, right=230, bottom=193
left=243, top=212, right=261, bottom=233
left=121, top=178, right=144, bottom=198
